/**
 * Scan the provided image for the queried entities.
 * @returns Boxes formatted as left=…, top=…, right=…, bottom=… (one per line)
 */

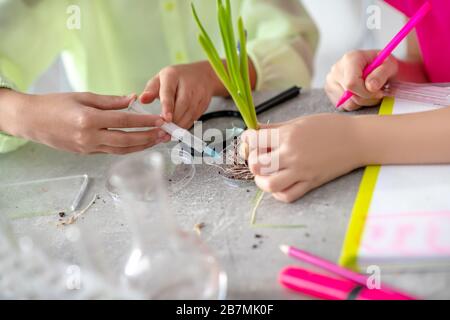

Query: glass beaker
left=107, top=151, right=227, bottom=299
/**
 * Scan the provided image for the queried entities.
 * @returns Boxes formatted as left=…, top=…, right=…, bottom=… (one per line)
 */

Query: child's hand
left=241, top=114, right=363, bottom=203
left=0, top=90, right=167, bottom=154
left=140, top=61, right=224, bottom=129
left=325, top=50, right=398, bottom=111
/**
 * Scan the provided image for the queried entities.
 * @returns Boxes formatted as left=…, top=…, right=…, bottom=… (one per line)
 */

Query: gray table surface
left=1, top=89, right=450, bottom=300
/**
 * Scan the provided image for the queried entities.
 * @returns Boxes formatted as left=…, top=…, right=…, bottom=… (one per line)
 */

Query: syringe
left=128, top=99, right=221, bottom=159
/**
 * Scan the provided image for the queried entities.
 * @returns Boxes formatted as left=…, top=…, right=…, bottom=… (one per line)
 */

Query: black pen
left=198, top=86, right=302, bottom=123
left=255, top=85, right=301, bottom=115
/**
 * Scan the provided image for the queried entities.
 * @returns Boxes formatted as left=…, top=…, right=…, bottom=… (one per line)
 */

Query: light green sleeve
left=0, top=0, right=65, bottom=153
left=0, top=74, right=28, bottom=153
left=241, top=0, right=319, bottom=91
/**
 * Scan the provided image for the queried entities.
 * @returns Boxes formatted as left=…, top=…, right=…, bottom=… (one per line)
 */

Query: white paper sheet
left=358, top=99, right=450, bottom=266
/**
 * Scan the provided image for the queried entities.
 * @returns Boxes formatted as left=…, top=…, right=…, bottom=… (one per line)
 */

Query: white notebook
left=341, top=98, right=450, bottom=269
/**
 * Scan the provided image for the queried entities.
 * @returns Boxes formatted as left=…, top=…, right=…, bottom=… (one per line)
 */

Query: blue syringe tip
left=204, top=147, right=221, bottom=160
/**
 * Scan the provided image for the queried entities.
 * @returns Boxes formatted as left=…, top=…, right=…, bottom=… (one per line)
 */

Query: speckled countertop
left=1, top=89, right=449, bottom=299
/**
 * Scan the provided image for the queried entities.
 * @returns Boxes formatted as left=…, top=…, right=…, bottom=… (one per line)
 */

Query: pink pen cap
left=279, top=267, right=412, bottom=300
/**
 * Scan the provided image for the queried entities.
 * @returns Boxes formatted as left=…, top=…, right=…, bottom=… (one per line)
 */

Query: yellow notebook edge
left=338, top=97, right=395, bottom=271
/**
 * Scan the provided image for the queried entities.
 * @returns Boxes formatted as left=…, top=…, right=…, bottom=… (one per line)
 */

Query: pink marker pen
left=279, top=267, right=415, bottom=300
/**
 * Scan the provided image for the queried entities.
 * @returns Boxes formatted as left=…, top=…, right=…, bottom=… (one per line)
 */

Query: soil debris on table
left=57, top=194, right=98, bottom=227
left=193, top=222, right=206, bottom=236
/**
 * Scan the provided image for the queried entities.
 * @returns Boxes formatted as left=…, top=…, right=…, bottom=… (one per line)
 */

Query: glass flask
left=106, top=147, right=195, bottom=201
left=107, top=151, right=227, bottom=299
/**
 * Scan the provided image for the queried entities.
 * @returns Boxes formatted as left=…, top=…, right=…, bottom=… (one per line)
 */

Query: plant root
left=219, top=138, right=254, bottom=181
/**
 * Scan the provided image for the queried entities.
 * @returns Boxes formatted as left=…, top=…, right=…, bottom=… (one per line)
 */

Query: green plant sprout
left=192, top=0, right=259, bottom=130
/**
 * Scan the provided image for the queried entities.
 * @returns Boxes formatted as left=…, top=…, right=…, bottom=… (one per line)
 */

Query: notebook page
left=358, top=99, right=450, bottom=264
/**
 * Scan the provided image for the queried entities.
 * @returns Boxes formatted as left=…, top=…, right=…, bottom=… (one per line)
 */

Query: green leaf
left=192, top=2, right=259, bottom=129
left=238, top=17, right=257, bottom=128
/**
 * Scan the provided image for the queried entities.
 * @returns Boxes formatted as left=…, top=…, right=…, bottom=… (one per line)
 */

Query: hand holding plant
left=242, top=114, right=363, bottom=202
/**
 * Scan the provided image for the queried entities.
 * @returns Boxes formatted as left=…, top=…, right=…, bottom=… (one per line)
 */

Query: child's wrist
left=338, top=116, right=368, bottom=169
left=396, top=59, right=429, bottom=83
left=202, top=60, right=227, bottom=97
left=352, top=115, right=386, bottom=166
left=0, top=89, right=32, bottom=136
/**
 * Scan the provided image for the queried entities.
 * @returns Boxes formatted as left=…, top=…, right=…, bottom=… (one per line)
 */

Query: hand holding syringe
left=128, top=99, right=220, bottom=159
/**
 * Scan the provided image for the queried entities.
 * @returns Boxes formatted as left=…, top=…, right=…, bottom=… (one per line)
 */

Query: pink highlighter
left=336, top=1, right=432, bottom=108
left=279, top=267, right=411, bottom=300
